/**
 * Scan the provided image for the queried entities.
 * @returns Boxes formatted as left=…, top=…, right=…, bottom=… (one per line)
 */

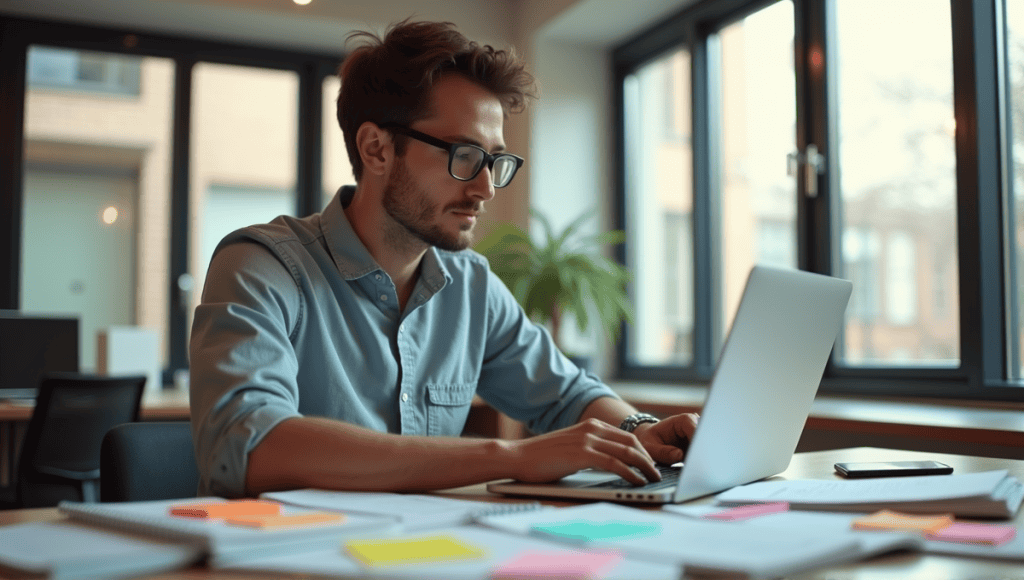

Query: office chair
left=15, top=372, right=146, bottom=507
left=101, top=421, right=200, bottom=502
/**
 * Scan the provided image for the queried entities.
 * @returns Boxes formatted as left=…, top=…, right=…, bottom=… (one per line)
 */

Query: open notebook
left=488, top=265, right=853, bottom=504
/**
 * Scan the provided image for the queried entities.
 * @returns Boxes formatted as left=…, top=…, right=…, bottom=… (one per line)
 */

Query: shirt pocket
left=425, top=382, right=476, bottom=436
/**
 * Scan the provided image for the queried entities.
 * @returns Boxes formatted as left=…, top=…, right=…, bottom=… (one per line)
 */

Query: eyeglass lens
left=450, top=145, right=518, bottom=187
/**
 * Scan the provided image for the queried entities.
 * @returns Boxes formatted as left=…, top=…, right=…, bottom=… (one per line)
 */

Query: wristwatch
left=619, top=412, right=659, bottom=433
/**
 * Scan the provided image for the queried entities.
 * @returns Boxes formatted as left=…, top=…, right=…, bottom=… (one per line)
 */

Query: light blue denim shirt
left=189, top=186, right=619, bottom=497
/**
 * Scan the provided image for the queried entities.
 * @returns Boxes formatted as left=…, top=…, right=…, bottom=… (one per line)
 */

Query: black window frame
left=0, top=15, right=343, bottom=382
left=612, top=0, right=1024, bottom=402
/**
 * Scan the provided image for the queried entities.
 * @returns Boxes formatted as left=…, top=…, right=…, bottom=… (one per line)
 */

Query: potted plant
left=475, top=209, right=634, bottom=368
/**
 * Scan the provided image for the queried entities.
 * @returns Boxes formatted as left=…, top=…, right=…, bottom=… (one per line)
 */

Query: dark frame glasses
left=381, top=123, right=524, bottom=188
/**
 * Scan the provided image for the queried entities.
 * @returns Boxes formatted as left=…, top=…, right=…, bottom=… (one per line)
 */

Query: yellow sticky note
left=852, top=510, right=954, bottom=534
left=345, top=535, right=487, bottom=566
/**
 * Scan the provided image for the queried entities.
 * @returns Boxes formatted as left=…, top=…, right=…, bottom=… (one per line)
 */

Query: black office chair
left=15, top=373, right=146, bottom=507
left=100, top=421, right=200, bottom=502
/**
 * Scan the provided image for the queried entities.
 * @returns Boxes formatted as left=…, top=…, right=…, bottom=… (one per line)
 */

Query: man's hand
left=633, top=412, right=699, bottom=465
left=505, top=419, right=661, bottom=486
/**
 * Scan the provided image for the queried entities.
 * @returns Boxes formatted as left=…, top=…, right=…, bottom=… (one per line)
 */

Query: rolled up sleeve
left=189, top=241, right=303, bottom=497
left=475, top=269, right=620, bottom=434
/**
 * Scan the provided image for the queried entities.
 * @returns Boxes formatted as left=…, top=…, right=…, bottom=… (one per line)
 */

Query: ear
left=355, top=121, right=393, bottom=178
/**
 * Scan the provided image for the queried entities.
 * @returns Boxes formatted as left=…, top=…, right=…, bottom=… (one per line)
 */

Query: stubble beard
left=382, top=159, right=480, bottom=253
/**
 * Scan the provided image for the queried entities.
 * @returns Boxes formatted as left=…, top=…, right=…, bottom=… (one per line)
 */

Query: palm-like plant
left=475, top=210, right=634, bottom=353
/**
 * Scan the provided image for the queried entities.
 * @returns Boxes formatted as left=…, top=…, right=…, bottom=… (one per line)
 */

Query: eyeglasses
left=381, top=124, right=524, bottom=188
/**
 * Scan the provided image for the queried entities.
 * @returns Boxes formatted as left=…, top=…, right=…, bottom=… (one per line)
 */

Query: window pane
left=624, top=49, right=694, bottom=366
left=190, top=63, right=299, bottom=336
left=1007, top=1, right=1024, bottom=379
left=22, top=46, right=174, bottom=371
left=717, top=0, right=797, bottom=351
left=323, top=75, right=354, bottom=209
left=834, top=0, right=958, bottom=366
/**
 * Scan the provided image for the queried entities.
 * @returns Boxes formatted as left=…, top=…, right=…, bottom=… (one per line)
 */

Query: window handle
left=787, top=144, right=826, bottom=197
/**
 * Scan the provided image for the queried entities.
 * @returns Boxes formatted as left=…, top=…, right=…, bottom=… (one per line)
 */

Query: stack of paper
left=715, top=470, right=1024, bottom=518
left=57, top=497, right=399, bottom=567
left=0, top=520, right=201, bottom=580
left=261, top=488, right=546, bottom=531
left=475, top=502, right=876, bottom=578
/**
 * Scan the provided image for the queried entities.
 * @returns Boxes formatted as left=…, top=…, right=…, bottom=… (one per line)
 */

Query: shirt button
left=399, top=325, right=404, bottom=334
left=401, top=392, right=409, bottom=402
left=375, top=274, right=382, bottom=281
left=380, top=294, right=388, bottom=302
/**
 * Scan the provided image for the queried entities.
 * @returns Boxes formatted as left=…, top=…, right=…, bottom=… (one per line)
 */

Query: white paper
left=716, top=470, right=1011, bottom=504
left=227, top=525, right=679, bottom=580
left=261, top=489, right=544, bottom=531
left=476, top=501, right=863, bottom=578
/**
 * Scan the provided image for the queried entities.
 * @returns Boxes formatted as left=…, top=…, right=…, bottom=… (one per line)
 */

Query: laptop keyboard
left=587, top=464, right=682, bottom=491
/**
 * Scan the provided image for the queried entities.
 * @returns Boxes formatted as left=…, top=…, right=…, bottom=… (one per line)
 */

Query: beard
left=382, top=158, right=481, bottom=252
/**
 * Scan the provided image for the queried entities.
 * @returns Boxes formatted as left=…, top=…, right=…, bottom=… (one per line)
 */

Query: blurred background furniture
left=101, top=421, right=199, bottom=502
left=13, top=373, right=145, bottom=507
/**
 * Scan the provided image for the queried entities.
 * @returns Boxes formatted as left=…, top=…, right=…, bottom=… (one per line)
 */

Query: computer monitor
left=0, top=311, right=79, bottom=400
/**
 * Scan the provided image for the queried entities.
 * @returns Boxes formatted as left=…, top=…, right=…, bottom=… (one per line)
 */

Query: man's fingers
left=588, top=438, right=660, bottom=483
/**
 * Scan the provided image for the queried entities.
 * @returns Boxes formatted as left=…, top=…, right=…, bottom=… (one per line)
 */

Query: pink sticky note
left=704, top=502, right=790, bottom=521
left=926, top=522, right=1017, bottom=546
left=490, top=550, right=622, bottom=580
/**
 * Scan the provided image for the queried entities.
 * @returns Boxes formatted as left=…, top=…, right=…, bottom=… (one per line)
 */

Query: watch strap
left=619, top=412, right=659, bottom=433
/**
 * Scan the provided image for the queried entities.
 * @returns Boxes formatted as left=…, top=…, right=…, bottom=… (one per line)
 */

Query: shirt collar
left=321, top=185, right=451, bottom=288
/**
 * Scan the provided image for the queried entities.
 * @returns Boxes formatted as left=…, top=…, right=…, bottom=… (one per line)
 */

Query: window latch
left=786, top=144, right=826, bottom=197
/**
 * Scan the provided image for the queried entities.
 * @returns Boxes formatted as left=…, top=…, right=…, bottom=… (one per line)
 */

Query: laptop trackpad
left=556, top=469, right=622, bottom=488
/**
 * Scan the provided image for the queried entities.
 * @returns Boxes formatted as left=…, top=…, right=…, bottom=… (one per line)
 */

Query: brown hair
left=337, top=19, right=536, bottom=181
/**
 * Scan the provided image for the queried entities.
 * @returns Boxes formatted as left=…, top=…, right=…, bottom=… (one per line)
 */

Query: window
left=21, top=46, right=173, bottom=371
left=1, top=18, right=342, bottom=377
left=622, top=48, right=694, bottom=368
left=615, top=1, right=1022, bottom=398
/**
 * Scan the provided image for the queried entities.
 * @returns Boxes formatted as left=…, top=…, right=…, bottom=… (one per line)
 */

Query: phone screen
left=834, top=460, right=953, bottom=478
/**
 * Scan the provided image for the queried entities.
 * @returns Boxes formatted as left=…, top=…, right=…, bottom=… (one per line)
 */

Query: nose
left=468, top=164, right=496, bottom=202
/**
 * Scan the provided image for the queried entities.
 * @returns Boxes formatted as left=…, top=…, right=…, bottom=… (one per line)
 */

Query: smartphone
left=834, top=460, right=953, bottom=478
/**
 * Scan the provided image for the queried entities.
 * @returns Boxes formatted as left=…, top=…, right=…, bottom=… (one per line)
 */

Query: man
left=189, top=19, right=699, bottom=498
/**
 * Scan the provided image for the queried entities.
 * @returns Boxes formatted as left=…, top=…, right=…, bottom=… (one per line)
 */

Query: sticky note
left=345, top=535, right=487, bottom=566
left=704, top=502, right=789, bottom=521
left=490, top=549, right=622, bottom=580
left=170, top=500, right=281, bottom=519
left=926, top=522, right=1017, bottom=546
left=530, top=520, right=662, bottom=542
left=851, top=510, right=954, bottom=534
left=225, top=512, right=345, bottom=529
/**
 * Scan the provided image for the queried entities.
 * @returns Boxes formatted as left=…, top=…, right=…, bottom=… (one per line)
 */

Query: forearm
left=576, top=395, right=640, bottom=427
left=245, top=416, right=516, bottom=495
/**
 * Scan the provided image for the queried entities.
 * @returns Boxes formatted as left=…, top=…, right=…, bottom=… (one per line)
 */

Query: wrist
left=618, top=412, right=659, bottom=434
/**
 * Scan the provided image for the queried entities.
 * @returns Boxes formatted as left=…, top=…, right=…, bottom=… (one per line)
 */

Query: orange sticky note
left=225, top=512, right=346, bottom=529
left=170, top=500, right=281, bottom=519
left=851, top=510, right=954, bottom=534
left=926, top=522, right=1017, bottom=546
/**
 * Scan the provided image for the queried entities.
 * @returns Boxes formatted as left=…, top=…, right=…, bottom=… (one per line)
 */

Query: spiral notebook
left=57, top=497, right=399, bottom=567
left=260, top=489, right=547, bottom=531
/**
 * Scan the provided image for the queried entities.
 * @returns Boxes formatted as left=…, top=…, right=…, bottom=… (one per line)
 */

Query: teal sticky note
left=530, top=520, right=662, bottom=542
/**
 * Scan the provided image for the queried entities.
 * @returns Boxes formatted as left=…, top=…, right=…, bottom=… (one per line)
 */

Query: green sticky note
left=345, top=534, right=487, bottom=566
left=530, top=520, right=662, bottom=542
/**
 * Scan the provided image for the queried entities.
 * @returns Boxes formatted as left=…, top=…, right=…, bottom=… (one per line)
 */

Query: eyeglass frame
left=379, top=123, right=525, bottom=188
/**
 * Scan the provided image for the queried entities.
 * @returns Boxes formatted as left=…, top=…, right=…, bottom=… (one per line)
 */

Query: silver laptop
left=487, top=265, right=852, bottom=504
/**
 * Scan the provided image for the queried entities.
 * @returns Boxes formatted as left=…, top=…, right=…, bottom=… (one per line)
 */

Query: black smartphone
left=834, top=460, right=954, bottom=478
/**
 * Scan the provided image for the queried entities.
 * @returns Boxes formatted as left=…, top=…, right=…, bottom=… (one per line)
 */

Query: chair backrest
left=17, top=372, right=146, bottom=506
left=100, top=421, right=200, bottom=502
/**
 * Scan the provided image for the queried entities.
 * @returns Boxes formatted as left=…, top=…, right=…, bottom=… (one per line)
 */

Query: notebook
left=58, top=497, right=399, bottom=567
left=488, top=265, right=852, bottom=504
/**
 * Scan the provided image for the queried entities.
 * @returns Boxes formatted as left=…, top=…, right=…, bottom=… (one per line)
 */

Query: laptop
left=487, top=265, right=853, bottom=504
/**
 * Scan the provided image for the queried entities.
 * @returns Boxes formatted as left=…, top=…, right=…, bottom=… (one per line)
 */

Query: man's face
left=381, top=74, right=504, bottom=252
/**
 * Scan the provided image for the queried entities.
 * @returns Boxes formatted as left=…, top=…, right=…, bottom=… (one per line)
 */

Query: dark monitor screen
left=0, top=311, right=79, bottom=399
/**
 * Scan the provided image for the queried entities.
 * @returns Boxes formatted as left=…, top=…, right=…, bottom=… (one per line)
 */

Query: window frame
left=612, top=0, right=1024, bottom=401
left=0, top=15, right=343, bottom=380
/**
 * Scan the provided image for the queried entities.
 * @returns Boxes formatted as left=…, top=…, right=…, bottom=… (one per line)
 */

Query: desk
left=0, top=389, right=191, bottom=489
left=2, top=447, right=1023, bottom=578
